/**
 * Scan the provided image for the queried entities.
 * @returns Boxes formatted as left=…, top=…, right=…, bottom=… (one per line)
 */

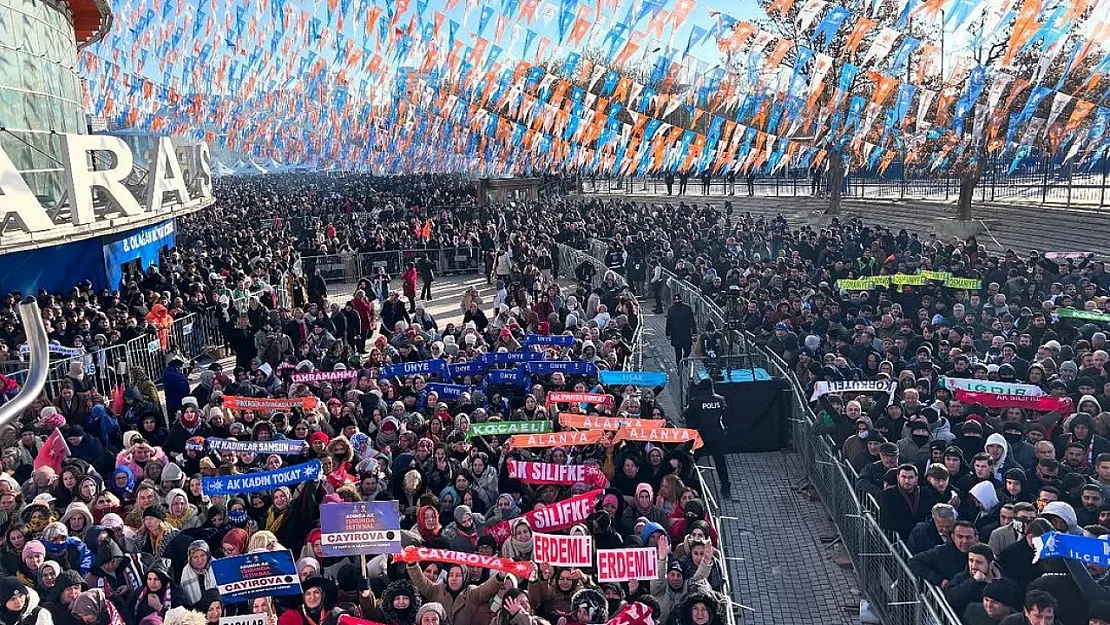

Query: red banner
left=955, top=389, right=1074, bottom=412
left=558, top=414, right=666, bottom=430
left=533, top=533, right=592, bottom=567
left=605, top=602, right=656, bottom=625
left=506, top=459, right=608, bottom=489
left=339, top=617, right=390, bottom=625
left=596, top=548, right=659, bottom=582
left=392, top=546, right=535, bottom=578
left=545, top=392, right=613, bottom=408
left=222, top=396, right=318, bottom=412
left=615, top=426, right=703, bottom=449
left=485, top=489, right=603, bottom=544
left=508, top=430, right=606, bottom=448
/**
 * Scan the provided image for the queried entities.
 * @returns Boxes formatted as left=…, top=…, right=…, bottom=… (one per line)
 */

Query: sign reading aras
left=0, top=134, right=212, bottom=234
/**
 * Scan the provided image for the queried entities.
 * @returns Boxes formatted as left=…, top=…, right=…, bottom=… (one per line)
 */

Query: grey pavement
left=639, top=307, right=860, bottom=625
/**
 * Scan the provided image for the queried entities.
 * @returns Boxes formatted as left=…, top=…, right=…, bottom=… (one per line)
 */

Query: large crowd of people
left=0, top=176, right=732, bottom=625
left=4, top=171, right=1110, bottom=625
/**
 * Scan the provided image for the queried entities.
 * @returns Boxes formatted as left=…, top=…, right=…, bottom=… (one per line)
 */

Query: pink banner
left=506, top=459, right=608, bottom=489
left=955, top=389, right=1073, bottom=412
left=485, top=489, right=602, bottom=544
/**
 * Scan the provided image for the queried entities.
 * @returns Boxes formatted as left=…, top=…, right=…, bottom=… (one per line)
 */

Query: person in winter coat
left=668, top=592, right=726, bottom=625
left=0, top=576, right=52, bottom=625
left=528, top=565, right=591, bottom=624
left=908, top=521, right=977, bottom=588
left=277, top=577, right=337, bottom=625
left=500, top=519, right=533, bottom=562
left=649, top=535, right=711, bottom=624
left=43, top=569, right=85, bottom=625
left=983, top=434, right=1022, bottom=484
left=177, top=541, right=215, bottom=608
left=665, top=295, right=696, bottom=366
left=131, top=558, right=176, bottom=625
left=401, top=264, right=419, bottom=312
left=161, top=360, right=190, bottom=422
left=404, top=559, right=502, bottom=625
left=363, top=579, right=421, bottom=625
left=162, top=407, right=211, bottom=457
left=39, top=524, right=93, bottom=576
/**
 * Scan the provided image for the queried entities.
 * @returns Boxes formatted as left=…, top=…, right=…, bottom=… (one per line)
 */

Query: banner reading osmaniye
left=319, top=501, right=402, bottom=556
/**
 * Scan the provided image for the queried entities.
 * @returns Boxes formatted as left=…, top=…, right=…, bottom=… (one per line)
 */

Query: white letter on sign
left=0, top=145, right=53, bottom=232
left=147, top=137, right=191, bottom=214
left=62, top=134, right=143, bottom=225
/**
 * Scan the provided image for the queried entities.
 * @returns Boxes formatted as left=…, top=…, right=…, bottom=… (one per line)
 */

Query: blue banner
left=319, top=501, right=402, bottom=556
left=1034, top=530, right=1110, bottom=566
left=213, top=550, right=301, bottom=603
left=205, top=437, right=308, bottom=456
left=102, top=219, right=176, bottom=292
left=202, top=459, right=321, bottom=496
left=447, top=361, right=487, bottom=379
left=381, top=359, right=446, bottom=378
left=477, top=351, right=546, bottom=364
left=524, top=360, right=598, bottom=376
left=486, top=368, right=528, bottom=386
left=523, top=334, right=575, bottom=346
left=599, top=370, right=668, bottom=387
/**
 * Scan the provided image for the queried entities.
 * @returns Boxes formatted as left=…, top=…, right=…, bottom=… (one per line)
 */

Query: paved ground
left=639, top=308, right=860, bottom=625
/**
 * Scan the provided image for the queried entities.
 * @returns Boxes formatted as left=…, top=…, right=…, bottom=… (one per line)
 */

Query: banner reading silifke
left=393, top=546, right=535, bottom=578
left=320, top=501, right=402, bottom=557
left=213, top=550, right=301, bottom=603
left=506, top=459, right=608, bottom=489
left=954, top=389, right=1073, bottom=412
left=486, top=489, right=603, bottom=544
left=596, top=548, right=658, bottom=582
left=534, top=533, right=592, bottom=567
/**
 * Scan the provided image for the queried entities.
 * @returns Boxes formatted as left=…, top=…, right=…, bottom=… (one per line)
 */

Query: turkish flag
left=35, top=428, right=70, bottom=473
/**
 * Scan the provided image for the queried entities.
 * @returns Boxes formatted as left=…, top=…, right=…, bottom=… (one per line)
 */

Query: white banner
left=809, top=379, right=896, bottom=402
left=596, top=548, right=658, bottom=582
left=534, top=533, right=593, bottom=568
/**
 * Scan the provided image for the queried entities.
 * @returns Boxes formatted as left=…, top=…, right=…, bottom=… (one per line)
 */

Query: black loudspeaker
left=714, top=378, right=791, bottom=453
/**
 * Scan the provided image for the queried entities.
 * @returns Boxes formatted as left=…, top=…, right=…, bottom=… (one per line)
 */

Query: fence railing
left=581, top=153, right=1110, bottom=208
left=301, top=246, right=485, bottom=293
left=0, top=281, right=292, bottom=406
left=630, top=249, right=962, bottom=625
left=571, top=242, right=734, bottom=625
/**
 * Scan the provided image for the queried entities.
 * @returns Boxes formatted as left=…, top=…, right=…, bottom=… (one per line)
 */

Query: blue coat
left=163, top=364, right=190, bottom=415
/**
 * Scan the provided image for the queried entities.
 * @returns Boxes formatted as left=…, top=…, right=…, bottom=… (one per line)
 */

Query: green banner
left=891, top=274, right=927, bottom=285
left=865, top=275, right=891, bottom=286
left=467, top=420, right=553, bottom=438
left=838, top=279, right=871, bottom=291
left=920, top=270, right=949, bottom=281
left=943, top=276, right=982, bottom=290
left=1057, top=308, right=1110, bottom=323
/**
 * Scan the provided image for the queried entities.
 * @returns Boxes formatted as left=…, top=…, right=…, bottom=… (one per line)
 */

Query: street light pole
left=939, top=8, right=946, bottom=86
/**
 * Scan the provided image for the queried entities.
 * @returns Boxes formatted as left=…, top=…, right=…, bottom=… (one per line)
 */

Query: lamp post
left=939, top=8, right=946, bottom=85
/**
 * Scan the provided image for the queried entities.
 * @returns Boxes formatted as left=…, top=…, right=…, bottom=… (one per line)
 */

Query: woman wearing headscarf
left=163, top=491, right=202, bottom=532
left=195, top=590, right=222, bottom=625
left=178, top=541, right=216, bottom=607
left=413, top=505, right=441, bottom=544
left=108, top=469, right=135, bottom=507
left=276, top=577, right=337, bottom=625
left=35, top=561, right=60, bottom=597
left=263, top=480, right=321, bottom=557
left=132, top=558, right=175, bottom=625
left=500, top=518, right=533, bottom=561
left=70, top=588, right=126, bottom=625
left=364, top=579, right=421, bottom=625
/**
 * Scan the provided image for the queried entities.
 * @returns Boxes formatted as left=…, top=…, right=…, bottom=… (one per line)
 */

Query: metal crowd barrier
left=303, top=247, right=487, bottom=293
left=619, top=245, right=962, bottom=625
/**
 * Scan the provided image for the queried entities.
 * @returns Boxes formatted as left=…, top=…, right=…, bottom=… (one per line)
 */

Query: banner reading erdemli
left=467, top=420, right=552, bottom=438
left=596, top=548, right=659, bottom=582
left=534, top=533, right=593, bottom=567
left=809, top=380, right=896, bottom=402
left=206, top=437, right=308, bottom=456
left=213, top=550, right=301, bottom=603
left=319, top=501, right=402, bottom=556
left=937, top=376, right=1046, bottom=397
left=393, top=546, right=535, bottom=578
left=202, top=459, right=321, bottom=495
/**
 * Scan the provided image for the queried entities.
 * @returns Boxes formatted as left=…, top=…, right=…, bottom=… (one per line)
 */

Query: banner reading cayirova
left=213, top=550, right=301, bottom=603
left=319, top=501, right=401, bottom=556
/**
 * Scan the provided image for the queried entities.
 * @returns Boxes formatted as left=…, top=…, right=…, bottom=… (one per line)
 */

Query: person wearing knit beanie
left=415, top=602, right=447, bottom=625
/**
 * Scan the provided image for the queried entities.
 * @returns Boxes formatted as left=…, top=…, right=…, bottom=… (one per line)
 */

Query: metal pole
left=0, top=299, right=48, bottom=428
